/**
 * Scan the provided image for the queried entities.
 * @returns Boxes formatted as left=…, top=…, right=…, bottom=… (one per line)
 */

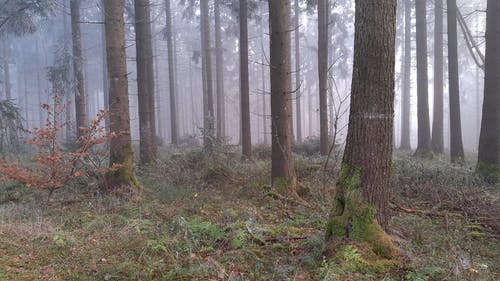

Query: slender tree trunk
left=215, top=0, right=225, bottom=140
left=200, top=0, right=215, bottom=149
left=1, top=40, right=11, bottom=100
left=103, top=0, right=136, bottom=187
left=477, top=0, right=500, bottom=182
left=269, top=0, right=295, bottom=187
left=414, top=0, right=432, bottom=157
left=101, top=0, right=109, bottom=132
left=135, top=0, right=157, bottom=164
left=327, top=0, right=397, bottom=257
left=432, top=0, right=444, bottom=154
left=165, top=0, right=178, bottom=145
left=447, top=0, right=464, bottom=163
left=400, top=0, right=412, bottom=150
left=240, top=0, right=252, bottom=158
left=294, top=0, right=302, bottom=143
left=70, top=0, right=87, bottom=138
left=318, top=0, right=329, bottom=155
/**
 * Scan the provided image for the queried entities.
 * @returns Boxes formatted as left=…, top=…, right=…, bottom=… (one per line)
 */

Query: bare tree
left=400, top=0, right=411, bottom=150
left=215, top=0, right=225, bottom=140
left=432, top=0, right=444, bottom=154
left=294, top=0, right=302, bottom=143
left=240, top=0, right=251, bottom=158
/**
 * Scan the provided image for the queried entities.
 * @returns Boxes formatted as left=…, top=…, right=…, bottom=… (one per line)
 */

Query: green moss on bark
left=326, top=166, right=396, bottom=258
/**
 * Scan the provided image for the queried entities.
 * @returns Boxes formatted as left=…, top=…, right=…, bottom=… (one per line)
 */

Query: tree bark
left=294, top=0, right=302, bottom=143
left=134, top=0, right=157, bottom=164
left=414, top=0, right=432, bottom=157
left=327, top=0, right=397, bottom=258
left=269, top=0, right=295, bottom=185
left=432, top=0, right=444, bottom=154
left=215, top=0, right=225, bottom=141
left=240, top=0, right=252, bottom=159
left=477, top=0, right=500, bottom=182
left=103, top=0, right=136, bottom=188
left=70, top=0, right=87, bottom=139
left=447, top=0, right=465, bottom=163
left=200, top=0, right=215, bottom=149
left=318, top=0, right=329, bottom=155
left=400, top=0, right=412, bottom=150
left=165, top=0, right=178, bottom=145
left=101, top=0, right=109, bottom=133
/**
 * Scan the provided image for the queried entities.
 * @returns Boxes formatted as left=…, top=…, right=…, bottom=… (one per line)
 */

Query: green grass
left=0, top=149, right=498, bottom=280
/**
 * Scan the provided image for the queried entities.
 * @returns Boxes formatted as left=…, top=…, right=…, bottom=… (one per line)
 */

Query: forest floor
left=0, top=146, right=499, bottom=280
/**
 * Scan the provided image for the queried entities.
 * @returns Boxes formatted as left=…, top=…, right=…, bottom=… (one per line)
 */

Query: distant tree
left=294, top=0, right=302, bottom=143
left=200, top=0, right=215, bottom=149
left=414, top=0, right=432, bottom=157
left=214, top=0, right=226, bottom=141
left=165, top=0, right=178, bottom=145
left=326, top=0, right=397, bottom=257
left=134, top=0, right=157, bottom=164
left=318, top=0, right=329, bottom=155
left=400, top=0, right=411, bottom=150
left=103, top=0, right=137, bottom=188
left=0, top=0, right=53, bottom=35
left=70, top=0, right=87, bottom=139
left=269, top=0, right=295, bottom=187
left=477, top=0, right=500, bottom=182
left=431, top=0, right=444, bottom=154
left=447, top=0, right=464, bottom=163
left=240, top=0, right=252, bottom=159
left=1, top=39, right=11, bottom=100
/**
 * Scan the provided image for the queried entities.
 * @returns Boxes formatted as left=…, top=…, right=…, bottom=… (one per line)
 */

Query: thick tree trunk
left=327, top=0, right=397, bottom=258
left=432, top=0, right=444, bottom=154
left=400, top=0, right=412, bottom=150
left=215, top=0, right=225, bottom=140
left=165, top=0, right=178, bottom=145
left=447, top=0, right=465, bottom=163
left=200, top=0, right=215, bottom=149
left=294, top=0, right=302, bottom=143
left=318, top=0, right=329, bottom=155
left=103, top=0, right=136, bottom=187
left=70, top=0, right=87, bottom=138
left=477, top=0, right=500, bottom=182
left=269, top=0, right=295, bottom=185
left=414, top=0, right=432, bottom=157
left=135, top=0, right=157, bottom=164
left=240, top=0, right=252, bottom=159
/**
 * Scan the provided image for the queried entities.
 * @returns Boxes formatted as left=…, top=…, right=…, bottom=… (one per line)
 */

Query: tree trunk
left=1, top=40, right=11, bottom=100
left=215, top=0, right=225, bottom=140
left=269, top=0, right=295, bottom=186
left=103, top=0, right=136, bottom=188
left=70, top=0, right=87, bottom=138
left=447, top=0, right=465, bottom=163
left=326, top=0, right=397, bottom=258
left=318, top=0, right=329, bottom=155
left=165, top=0, right=178, bottom=145
left=294, top=0, right=302, bottom=143
left=240, top=0, right=252, bottom=159
left=431, top=0, right=444, bottom=154
left=134, top=0, right=157, bottom=164
left=101, top=0, right=109, bottom=133
left=477, top=0, right=500, bottom=182
left=400, top=0, right=411, bottom=150
left=200, top=0, right=215, bottom=149
left=414, top=0, right=432, bottom=157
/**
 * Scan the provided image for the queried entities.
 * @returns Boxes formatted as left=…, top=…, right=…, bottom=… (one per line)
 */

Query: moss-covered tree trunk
left=103, top=0, right=137, bottom=188
left=326, top=0, right=397, bottom=258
